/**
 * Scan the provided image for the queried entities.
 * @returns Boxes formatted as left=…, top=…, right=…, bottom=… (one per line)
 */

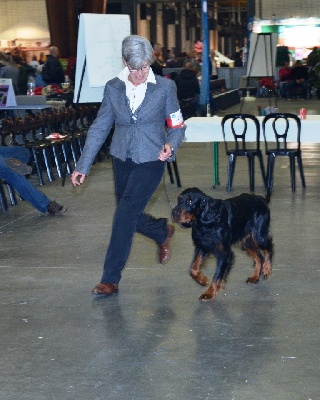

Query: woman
left=71, top=35, right=186, bottom=296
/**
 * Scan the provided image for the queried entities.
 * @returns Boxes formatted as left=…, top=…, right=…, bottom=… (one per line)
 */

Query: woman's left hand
left=158, top=143, right=173, bottom=161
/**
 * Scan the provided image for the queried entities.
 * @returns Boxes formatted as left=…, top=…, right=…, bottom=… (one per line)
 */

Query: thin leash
left=162, top=144, right=175, bottom=211
left=163, top=162, right=175, bottom=211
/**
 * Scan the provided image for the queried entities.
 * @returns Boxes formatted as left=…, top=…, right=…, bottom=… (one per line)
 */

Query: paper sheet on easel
left=0, top=79, right=17, bottom=107
left=246, top=33, right=278, bottom=77
left=74, top=13, right=131, bottom=103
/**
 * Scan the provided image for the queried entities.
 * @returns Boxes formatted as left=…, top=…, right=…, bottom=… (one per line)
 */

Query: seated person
left=174, top=62, right=200, bottom=118
left=166, top=49, right=176, bottom=68
left=279, top=61, right=292, bottom=99
left=174, top=62, right=200, bottom=101
left=0, top=145, right=67, bottom=215
left=288, top=60, right=309, bottom=99
left=186, top=50, right=201, bottom=75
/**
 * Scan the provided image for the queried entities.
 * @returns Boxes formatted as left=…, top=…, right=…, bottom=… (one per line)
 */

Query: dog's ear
left=200, top=196, right=209, bottom=211
left=199, top=196, right=219, bottom=225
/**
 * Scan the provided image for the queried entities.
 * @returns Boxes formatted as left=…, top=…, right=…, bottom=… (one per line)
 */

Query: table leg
left=212, top=141, right=220, bottom=188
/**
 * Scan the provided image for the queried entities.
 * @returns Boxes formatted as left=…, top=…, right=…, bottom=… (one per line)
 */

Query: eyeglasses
left=127, top=64, right=150, bottom=73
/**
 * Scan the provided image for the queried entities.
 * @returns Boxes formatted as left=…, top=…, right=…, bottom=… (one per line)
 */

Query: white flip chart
left=74, top=13, right=131, bottom=103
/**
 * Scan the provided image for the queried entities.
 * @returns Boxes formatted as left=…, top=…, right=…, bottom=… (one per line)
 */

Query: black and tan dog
left=171, top=187, right=273, bottom=301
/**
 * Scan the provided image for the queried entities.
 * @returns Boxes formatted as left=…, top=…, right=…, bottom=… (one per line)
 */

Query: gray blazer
left=75, top=75, right=186, bottom=176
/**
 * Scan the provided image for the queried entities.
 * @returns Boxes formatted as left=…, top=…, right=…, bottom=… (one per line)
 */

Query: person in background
left=186, top=50, right=201, bottom=75
left=41, top=46, right=65, bottom=85
left=38, top=52, right=46, bottom=65
left=0, top=51, right=7, bottom=70
left=71, top=35, right=186, bottom=297
left=174, top=61, right=201, bottom=119
left=289, top=60, right=309, bottom=100
left=174, top=61, right=200, bottom=103
left=65, top=55, right=77, bottom=83
left=11, top=54, right=29, bottom=95
left=150, top=42, right=164, bottom=75
left=166, top=49, right=176, bottom=68
left=234, top=50, right=243, bottom=67
left=278, top=61, right=292, bottom=99
left=29, top=55, right=40, bottom=75
left=0, top=52, right=19, bottom=93
left=210, top=51, right=218, bottom=79
left=0, top=145, right=67, bottom=216
left=194, top=39, right=203, bottom=55
left=307, top=47, right=320, bottom=67
left=173, top=52, right=188, bottom=68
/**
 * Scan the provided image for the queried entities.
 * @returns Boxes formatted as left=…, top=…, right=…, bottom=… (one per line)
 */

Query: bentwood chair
left=262, top=113, right=306, bottom=197
left=221, top=113, right=267, bottom=192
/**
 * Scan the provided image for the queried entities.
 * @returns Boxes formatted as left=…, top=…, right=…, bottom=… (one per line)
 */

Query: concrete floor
left=1, top=99, right=320, bottom=399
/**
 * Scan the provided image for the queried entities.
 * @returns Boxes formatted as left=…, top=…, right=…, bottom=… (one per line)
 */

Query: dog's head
left=171, top=187, right=209, bottom=228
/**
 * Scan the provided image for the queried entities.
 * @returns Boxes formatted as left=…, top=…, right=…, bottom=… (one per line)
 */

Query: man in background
left=289, top=60, right=309, bottom=100
left=41, top=46, right=65, bottom=85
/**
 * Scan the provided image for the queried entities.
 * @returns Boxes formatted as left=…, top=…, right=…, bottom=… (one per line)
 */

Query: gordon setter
left=171, top=187, right=273, bottom=301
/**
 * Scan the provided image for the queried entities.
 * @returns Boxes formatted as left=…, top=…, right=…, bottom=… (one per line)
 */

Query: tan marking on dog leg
left=244, top=247, right=262, bottom=284
left=190, top=253, right=209, bottom=286
left=262, top=250, right=272, bottom=279
left=199, top=281, right=221, bottom=301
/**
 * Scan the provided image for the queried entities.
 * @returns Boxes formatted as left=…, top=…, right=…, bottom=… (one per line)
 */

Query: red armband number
left=166, top=109, right=184, bottom=128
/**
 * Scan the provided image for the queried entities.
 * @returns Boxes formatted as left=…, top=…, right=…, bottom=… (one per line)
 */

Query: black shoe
left=47, top=201, right=68, bottom=216
left=4, top=158, right=32, bottom=175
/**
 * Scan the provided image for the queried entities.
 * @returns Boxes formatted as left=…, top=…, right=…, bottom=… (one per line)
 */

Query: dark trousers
left=101, top=157, right=168, bottom=284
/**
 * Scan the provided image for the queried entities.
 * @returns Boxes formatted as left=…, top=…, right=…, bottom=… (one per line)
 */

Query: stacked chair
left=0, top=105, right=100, bottom=211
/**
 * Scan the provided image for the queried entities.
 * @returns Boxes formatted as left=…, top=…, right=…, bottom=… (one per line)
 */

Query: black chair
left=262, top=113, right=306, bottom=197
left=221, top=113, right=267, bottom=192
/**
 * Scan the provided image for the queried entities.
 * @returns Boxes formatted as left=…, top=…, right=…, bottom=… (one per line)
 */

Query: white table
left=0, top=105, right=51, bottom=111
left=184, top=115, right=320, bottom=185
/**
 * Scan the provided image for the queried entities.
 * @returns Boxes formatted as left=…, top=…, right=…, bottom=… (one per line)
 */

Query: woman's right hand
left=71, top=171, right=86, bottom=186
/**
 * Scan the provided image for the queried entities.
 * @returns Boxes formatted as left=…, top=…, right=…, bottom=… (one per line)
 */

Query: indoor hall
left=0, top=109, right=319, bottom=398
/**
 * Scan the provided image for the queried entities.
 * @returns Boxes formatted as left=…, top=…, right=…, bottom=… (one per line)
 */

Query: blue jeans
left=0, top=146, right=51, bottom=213
left=101, top=157, right=168, bottom=284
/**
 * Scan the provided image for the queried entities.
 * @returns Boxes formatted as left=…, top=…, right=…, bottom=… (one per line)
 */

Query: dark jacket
left=174, top=69, right=200, bottom=101
left=290, top=65, right=309, bottom=81
left=41, top=54, right=65, bottom=84
left=150, top=60, right=163, bottom=76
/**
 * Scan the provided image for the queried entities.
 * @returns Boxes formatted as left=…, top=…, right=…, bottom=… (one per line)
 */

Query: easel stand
left=240, top=33, right=278, bottom=113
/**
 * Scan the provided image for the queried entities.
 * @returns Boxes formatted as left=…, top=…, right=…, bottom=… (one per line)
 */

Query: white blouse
left=118, top=66, right=156, bottom=113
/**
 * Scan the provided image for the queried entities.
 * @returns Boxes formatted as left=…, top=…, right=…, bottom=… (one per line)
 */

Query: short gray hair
left=122, top=35, right=154, bottom=70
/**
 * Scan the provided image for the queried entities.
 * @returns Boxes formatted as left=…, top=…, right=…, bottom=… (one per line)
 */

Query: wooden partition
left=45, top=0, right=107, bottom=58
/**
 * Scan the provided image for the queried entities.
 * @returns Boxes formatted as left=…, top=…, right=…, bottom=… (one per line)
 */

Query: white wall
left=256, top=0, right=320, bottom=19
left=0, top=0, right=48, bottom=32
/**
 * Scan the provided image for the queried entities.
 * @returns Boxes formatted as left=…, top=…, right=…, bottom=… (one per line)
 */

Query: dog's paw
left=199, top=283, right=220, bottom=301
left=246, top=276, right=260, bottom=284
left=262, top=265, right=272, bottom=280
left=190, top=271, right=209, bottom=286
left=199, top=292, right=216, bottom=301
